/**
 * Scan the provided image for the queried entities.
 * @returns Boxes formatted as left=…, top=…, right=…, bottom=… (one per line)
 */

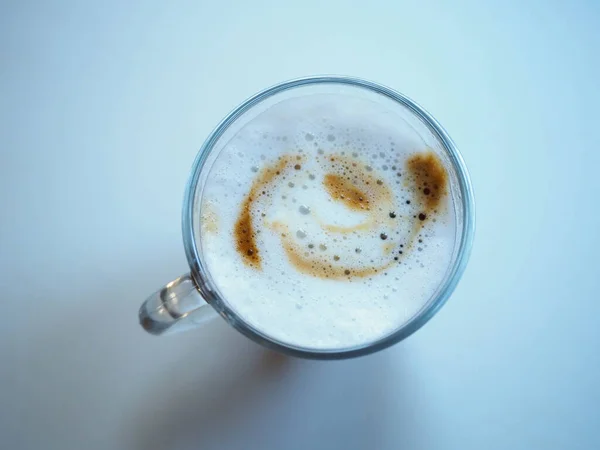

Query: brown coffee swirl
left=234, top=150, right=448, bottom=280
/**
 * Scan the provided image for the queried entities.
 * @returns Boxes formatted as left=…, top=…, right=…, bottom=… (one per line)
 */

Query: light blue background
left=1, top=1, right=599, bottom=449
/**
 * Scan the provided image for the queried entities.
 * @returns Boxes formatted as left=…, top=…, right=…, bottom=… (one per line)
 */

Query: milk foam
left=199, top=94, right=457, bottom=350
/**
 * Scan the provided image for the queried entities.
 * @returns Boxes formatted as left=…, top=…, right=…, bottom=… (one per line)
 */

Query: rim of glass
left=182, top=75, right=475, bottom=359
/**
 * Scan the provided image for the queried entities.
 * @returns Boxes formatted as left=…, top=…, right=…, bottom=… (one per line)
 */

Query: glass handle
left=139, top=273, right=218, bottom=335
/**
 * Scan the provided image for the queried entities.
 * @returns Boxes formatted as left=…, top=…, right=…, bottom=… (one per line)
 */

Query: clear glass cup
left=139, top=76, right=475, bottom=359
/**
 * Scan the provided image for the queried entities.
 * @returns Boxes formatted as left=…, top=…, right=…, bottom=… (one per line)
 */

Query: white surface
left=1, top=1, right=599, bottom=449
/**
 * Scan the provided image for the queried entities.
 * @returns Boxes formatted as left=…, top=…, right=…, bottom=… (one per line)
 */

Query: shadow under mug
left=139, top=76, right=475, bottom=359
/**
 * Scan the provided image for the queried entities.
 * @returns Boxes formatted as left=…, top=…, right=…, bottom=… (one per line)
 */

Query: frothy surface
left=199, top=94, right=456, bottom=350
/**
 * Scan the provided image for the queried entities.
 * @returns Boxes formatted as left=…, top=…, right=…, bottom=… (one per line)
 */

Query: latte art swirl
left=234, top=150, right=447, bottom=279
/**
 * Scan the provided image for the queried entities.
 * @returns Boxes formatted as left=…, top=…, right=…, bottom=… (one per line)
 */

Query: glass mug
left=139, top=76, right=475, bottom=359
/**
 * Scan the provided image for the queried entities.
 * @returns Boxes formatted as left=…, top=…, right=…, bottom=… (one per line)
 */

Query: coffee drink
left=199, top=94, right=455, bottom=350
